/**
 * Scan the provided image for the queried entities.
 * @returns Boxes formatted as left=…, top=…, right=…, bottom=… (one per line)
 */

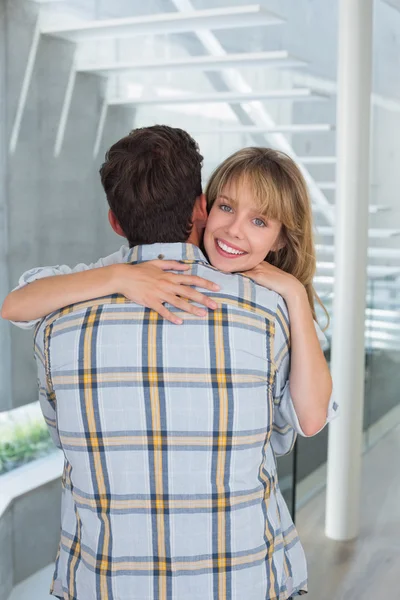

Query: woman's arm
left=1, top=261, right=219, bottom=325
left=242, top=263, right=333, bottom=436
left=282, top=284, right=333, bottom=435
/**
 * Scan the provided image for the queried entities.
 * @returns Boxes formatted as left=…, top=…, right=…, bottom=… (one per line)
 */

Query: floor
left=297, top=424, right=400, bottom=600
left=8, top=425, right=400, bottom=600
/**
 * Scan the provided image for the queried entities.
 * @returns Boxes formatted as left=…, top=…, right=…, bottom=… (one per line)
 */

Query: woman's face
left=203, top=179, right=283, bottom=273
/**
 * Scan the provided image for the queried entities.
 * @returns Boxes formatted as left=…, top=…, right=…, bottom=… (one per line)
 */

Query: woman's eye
left=220, top=204, right=233, bottom=213
left=253, top=218, right=266, bottom=227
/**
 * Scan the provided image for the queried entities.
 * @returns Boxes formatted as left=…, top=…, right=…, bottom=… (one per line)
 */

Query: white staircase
left=11, top=1, right=399, bottom=349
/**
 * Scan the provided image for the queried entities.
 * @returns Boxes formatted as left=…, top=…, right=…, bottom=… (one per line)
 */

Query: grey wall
left=0, top=474, right=61, bottom=598
left=0, top=0, right=12, bottom=412
left=0, top=504, right=13, bottom=600
left=2, top=0, right=134, bottom=411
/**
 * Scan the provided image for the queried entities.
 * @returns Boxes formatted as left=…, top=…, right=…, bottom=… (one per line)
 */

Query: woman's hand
left=116, top=260, right=220, bottom=325
left=241, top=262, right=303, bottom=300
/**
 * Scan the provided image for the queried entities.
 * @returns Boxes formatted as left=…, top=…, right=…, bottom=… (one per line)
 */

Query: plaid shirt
left=33, top=243, right=337, bottom=600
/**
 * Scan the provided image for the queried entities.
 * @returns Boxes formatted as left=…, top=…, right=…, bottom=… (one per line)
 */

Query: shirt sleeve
left=34, top=323, right=61, bottom=449
left=10, top=245, right=130, bottom=330
left=270, top=297, right=339, bottom=457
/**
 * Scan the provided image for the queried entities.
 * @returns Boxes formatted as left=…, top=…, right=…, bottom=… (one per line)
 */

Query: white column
left=325, top=0, right=373, bottom=540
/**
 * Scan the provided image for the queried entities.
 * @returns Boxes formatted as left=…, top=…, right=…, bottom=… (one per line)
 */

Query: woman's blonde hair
left=205, top=147, right=329, bottom=329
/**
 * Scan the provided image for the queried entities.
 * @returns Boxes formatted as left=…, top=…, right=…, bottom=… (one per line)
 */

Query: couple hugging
left=2, top=125, right=337, bottom=600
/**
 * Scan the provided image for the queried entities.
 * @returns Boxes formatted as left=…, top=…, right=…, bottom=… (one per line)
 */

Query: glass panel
left=277, top=448, right=297, bottom=520
left=0, top=402, right=55, bottom=475
left=364, top=276, right=400, bottom=449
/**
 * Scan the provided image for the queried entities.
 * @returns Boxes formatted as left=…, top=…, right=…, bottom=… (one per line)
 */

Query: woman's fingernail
left=209, top=301, right=218, bottom=309
left=213, top=284, right=220, bottom=290
left=174, top=319, right=183, bottom=325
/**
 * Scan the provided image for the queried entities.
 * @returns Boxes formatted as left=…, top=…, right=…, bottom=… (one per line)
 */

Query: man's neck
left=186, top=227, right=203, bottom=248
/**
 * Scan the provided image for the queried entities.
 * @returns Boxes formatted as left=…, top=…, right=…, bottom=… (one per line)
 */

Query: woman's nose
left=227, top=218, right=244, bottom=239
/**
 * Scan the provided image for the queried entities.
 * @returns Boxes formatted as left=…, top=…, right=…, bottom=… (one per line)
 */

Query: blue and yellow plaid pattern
left=34, top=243, right=316, bottom=600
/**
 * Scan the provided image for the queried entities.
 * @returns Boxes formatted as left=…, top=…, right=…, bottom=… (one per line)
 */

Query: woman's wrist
left=283, top=277, right=310, bottom=310
left=109, top=263, right=130, bottom=296
left=279, top=275, right=306, bottom=303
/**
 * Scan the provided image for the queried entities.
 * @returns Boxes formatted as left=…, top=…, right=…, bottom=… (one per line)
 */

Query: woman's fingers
left=151, top=260, right=190, bottom=271
left=173, top=274, right=220, bottom=291
left=172, top=286, right=218, bottom=310
left=151, top=303, right=183, bottom=325
left=163, top=294, right=207, bottom=318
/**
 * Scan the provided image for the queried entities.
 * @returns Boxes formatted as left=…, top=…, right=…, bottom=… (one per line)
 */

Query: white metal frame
left=299, top=156, right=337, bottom=165
left=316, top=244, right=400, bottom=259
left=313, top=204, right=389, bottom=215
left=41, top=5, right=283, bottom=41
left=77, top=51, right=307, bottom=75
left=109, top=88, right=330, bottom=106
left=317, top=226, right=399, bottom=239
left=190, top=124, right=334, bottom=134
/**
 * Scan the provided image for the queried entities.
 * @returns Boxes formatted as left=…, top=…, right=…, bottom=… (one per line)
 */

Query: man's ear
left=193, top=193, right=208, bottom=227
left=108, top=209, right=126, bottom=238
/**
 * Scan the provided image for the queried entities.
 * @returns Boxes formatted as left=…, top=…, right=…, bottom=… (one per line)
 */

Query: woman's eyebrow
left=219, top=194, right=238, bottom=207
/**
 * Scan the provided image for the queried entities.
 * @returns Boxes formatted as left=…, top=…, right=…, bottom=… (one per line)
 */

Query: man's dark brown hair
left=100, top=125, right=203, bottom=247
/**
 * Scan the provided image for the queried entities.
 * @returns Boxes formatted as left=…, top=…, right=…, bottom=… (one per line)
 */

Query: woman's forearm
left=1, top=264, right=121, bottom=322
left=285, top=286, right=333, bottom=436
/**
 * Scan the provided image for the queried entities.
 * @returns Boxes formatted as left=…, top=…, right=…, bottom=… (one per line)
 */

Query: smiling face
left=203, top=177, right=284, bottom=273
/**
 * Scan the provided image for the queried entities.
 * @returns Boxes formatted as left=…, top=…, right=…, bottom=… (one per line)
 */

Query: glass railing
left=364, top=275, right=400, bottom=449
left=279, top=273, right=400, bottom=521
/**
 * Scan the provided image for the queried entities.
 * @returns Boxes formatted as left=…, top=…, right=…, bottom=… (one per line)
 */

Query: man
left=5, top=126, right=331, bottom=599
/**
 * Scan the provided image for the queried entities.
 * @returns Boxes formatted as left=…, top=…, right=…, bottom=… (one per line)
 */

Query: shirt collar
left=127, top=243, right=209, bottom=265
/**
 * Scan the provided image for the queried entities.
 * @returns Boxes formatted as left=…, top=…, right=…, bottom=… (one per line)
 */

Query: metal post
left=325, top=0, right=373, bottom=540
left=291, top=440, right=298, bottom=523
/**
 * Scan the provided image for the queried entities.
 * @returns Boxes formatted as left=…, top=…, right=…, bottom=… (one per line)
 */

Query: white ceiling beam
left=317, top=295, right=400, bottom=313
left=368, top=205, right=390, bottom=214
left=317, top=262, right=400, bottom=278
left=316, top=227, right=400, bottom=239
left=316, top=244, right=400, bottom=259
left=191, top=123, right=334, bottom=134
left=365, top=319, right=400, bottom=331
left=365, top=331, right=400, bottom=343
left=313, top=204, right=389, bottom=214
left=317, top=181, right=336, bottom=191
left=298, top=156, right=337, bottom=165
left=41, top=5, right=283, bottom=41
left=364, top=340, right=400, bottom=350
left=315, top=276, right=400, bottom=288
left=109, top=88, right=329, bottom=107
left=366, top=308, right=400, bottom=320
left=9, top=18, right=41, bottom=154
left=315, top=181, right=380, bottom=191
left=78, top=50, right=306, bottom=75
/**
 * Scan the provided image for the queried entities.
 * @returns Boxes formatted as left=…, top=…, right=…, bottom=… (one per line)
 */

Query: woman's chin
left=213, top=258, right=248, bottom=275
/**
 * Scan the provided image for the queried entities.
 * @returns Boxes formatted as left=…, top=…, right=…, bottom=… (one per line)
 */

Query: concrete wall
left=0, top=504, right=13, bottom=600
left=0, top=473, right=61, bottom=600
left=2, top=0, right=134, bottom=411
left=0, top=0, right=12, bottom=412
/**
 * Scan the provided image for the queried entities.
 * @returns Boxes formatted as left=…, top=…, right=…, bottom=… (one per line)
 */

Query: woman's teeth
left=217, top=240, right=245, bottom=255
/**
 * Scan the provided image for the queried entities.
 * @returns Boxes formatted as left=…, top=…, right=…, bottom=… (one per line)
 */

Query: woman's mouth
left=215, top=238, right=247, bottom=258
